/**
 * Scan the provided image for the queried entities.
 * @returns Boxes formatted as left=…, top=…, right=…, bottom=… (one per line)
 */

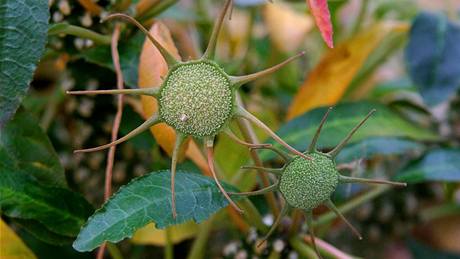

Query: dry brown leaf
left=263, top=2, right=313, bottom=53
left=0, top=219, right=37, bottom=259
left=131, top=222, right=198, bottom=246
left=287, top=22, right=408, bottom=119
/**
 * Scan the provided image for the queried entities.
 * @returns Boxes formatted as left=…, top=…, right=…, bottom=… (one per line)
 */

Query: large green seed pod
left=279, top=152, right=339, bottom=210
left=159, top=61, right=234, bottom=138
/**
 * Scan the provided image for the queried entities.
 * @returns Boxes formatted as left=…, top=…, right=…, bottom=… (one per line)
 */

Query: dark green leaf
left=405, top=12, right=460, bottom=106
left=336, top=137, right=424, bottom=163
left=407, top=238, right=460, bottom=259
left=73, top=170, right=240, bottom=252
left=0, top=170, right=94, bottom=237
left=0, top=110, right=66, bottom=187
left=0, top=0, right=49, bottom=126
left=80, top=32, right=144, bottom=88
left=396, top=148, right=460, bottom=183
left=14, top=219, right=75, bottom=246
left=262, top=101, right=438, bottom=160
left=0, top=110, right=93, bottom=240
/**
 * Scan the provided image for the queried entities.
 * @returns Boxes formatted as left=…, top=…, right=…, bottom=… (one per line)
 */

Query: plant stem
left=239, top=198, right=269, bottom=233
left=303, top=235, right=357, bottom=259
left=351, top=0, right=369, bottom=36
left=106, top=243, right=124, bottom=259
left=49, top=23, right=112, bottom=45
left=235, top=93, right=280, bottom=218
left=315, top=185, right=390, bottom=227
left=165, top=227, right=174, bottom=259
left=97, top=23, right=124, bottom=259
left=187, top=216, right=215, bottom=259
left=289, top=236, right=318, bottom=259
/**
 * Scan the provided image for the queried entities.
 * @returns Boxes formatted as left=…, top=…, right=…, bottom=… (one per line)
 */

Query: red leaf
left=307, top=0, right=334, bottom=48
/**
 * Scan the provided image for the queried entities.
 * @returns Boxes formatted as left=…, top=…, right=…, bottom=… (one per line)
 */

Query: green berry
left=279, top=152, right=339, bottom=210
left=159, top=60, right=234, bottom=138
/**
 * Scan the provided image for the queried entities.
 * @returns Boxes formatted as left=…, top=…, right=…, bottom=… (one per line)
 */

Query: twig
left=96, top=23, right=124, bottom=259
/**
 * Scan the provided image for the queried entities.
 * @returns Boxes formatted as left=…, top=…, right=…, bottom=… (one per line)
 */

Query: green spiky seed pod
left=279, top=152, right=338, bottom=210
left=159, top=61, right=234, bottom=138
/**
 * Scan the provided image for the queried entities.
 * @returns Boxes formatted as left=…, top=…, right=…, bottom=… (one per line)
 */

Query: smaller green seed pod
left=230, top=108, right=407, bottom=258
left=279, top=152, right=338, bottom=210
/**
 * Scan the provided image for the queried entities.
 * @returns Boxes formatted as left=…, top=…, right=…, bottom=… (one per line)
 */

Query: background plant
left=1, top=0, right=460, bottom=259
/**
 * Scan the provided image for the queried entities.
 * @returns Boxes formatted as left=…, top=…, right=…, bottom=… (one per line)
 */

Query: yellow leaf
left=287, top=22, right=408, bottom=119
left=263, top=2, right=313, bottom=53
left=131, top=222, right=198, bottom=246
left=0, top=220, right=37, bottom=259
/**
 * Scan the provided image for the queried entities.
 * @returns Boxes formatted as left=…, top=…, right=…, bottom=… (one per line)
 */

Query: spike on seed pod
left=67, top=0, right=309, bottom=219
left=229, top=108, right=407, bottom=258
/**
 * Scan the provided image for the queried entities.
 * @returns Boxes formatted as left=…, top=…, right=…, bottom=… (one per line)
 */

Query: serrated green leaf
left=0, top=0, right=49, bottom=126
left=0, top=110, right=66, bottom=187
left=396, top=148, right=460, bottom=183
left=73, top=170, right=240, bottom=252
left=262, top=101, right=438, bottom=160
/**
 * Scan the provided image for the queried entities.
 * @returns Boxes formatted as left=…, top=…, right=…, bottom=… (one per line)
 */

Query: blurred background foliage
left=1, top=0, right=460, bottom=258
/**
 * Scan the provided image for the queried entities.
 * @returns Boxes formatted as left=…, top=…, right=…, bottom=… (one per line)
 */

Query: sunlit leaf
left=0, top=219, right=37, bottom=259
left=73, top=170, right=240, bottom=252
left=287, top=22, right=408, bottom=119
left=0, top=0, right=49, bottom=126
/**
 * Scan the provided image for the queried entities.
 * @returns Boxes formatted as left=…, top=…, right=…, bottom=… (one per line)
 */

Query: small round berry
left=279, top=152, right=339, bottom=210
left=159, top=61, right=233, bottom=138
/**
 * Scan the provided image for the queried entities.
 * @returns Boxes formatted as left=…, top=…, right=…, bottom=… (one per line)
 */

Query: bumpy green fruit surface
left=159, top=60, right=234, bottom=138
left=279, top=152, right=339, bottom=210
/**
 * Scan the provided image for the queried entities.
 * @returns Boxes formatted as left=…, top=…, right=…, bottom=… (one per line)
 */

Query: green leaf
left=0, top=0, right=49, bottom=126
left=73, top=170, right=240, bottom=252
left=0, top=110, right=66, bottom=187
left=0, top=170, right=94, bottom=237
left=14, top=219, right=75, bottom=246
left=0, top=110, right=93, bottom=241
left=336, top=137, right=424, bottom=163
left=405, top=12, right=460, bottom=106
left=262, top=101, right=438, bottom=160
left=80, top=32, right=145, bottom=88
left=396, top=148, right=460, bottom=183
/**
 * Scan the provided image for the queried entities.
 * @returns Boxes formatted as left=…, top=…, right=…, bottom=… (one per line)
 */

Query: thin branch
left=97, top=23, right=123, bottom=259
